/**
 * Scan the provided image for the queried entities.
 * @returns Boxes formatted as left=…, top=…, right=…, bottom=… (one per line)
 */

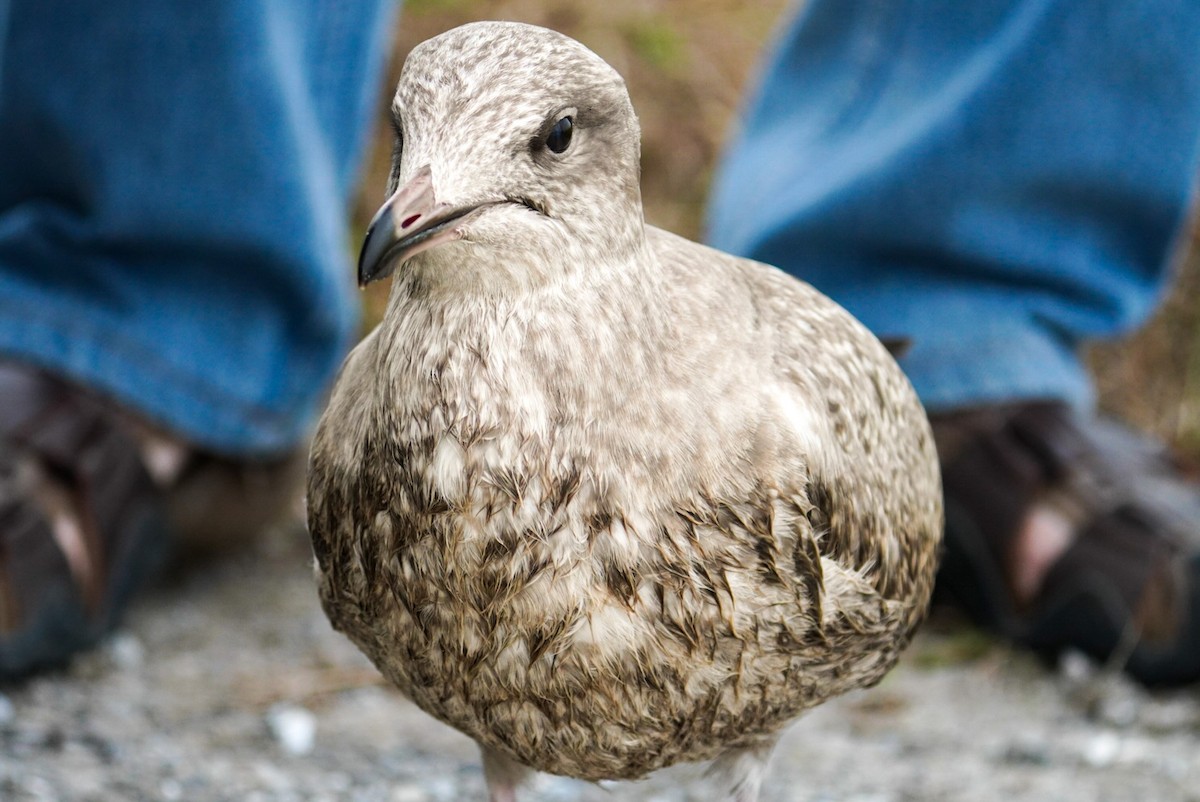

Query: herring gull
left=308, top=20, right=942, bottom=802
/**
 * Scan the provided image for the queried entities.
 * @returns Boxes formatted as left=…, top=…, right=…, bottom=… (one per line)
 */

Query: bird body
left=308, top=21, right=941, bottom=800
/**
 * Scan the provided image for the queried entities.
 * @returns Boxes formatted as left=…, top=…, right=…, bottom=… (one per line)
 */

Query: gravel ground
left=3, top=525, right=1199, bottom=802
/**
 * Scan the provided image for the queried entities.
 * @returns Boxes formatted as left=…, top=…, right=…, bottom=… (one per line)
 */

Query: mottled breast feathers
left=307, top=226, right=941, bottom=780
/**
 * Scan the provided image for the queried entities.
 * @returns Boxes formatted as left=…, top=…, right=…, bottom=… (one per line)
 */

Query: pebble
left=1081, top=731, right=1121, bottom=768
left=424, top=775, right=458, bottom=801
left=106, top=632, right=146, bottom=670
left=1058, top=650, right=1097, bottom=684
left=266, top=704, right=317, bottom=756
left=1001, top=735, right=1051, bottom=766
left=161, top=778, right=184, bottom=801
left=1141, top=696, right=1200, bottom=733
left=1096, top=688, right=1140, bottom=728
left=21, top=774, right=56, bottom=801
left=391, top=784, right=430, bottom=802
left=1114, top=735, right=1157, bottom=768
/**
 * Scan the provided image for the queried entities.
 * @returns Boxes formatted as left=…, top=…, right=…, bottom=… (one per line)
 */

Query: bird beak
left=357, top=164, right=481, bottom=286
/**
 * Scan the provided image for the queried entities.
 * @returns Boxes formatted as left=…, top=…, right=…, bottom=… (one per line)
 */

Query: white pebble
left=425, top=776, right=458, bottom=801
left=22, top=775, right=56, bottom=801
left=267, top=704, right=317, bottom=756
left=1098, top=692, right=1139, bottom=728
left=1058, top=649, right=1096, bottom=683
left=391, top=784, right=429, bottom=802
left=106, top=632, right=145, bottom=669
left=1082, top=731, right=1121, bottom=768
left=160, top=779, right=183, bottom=801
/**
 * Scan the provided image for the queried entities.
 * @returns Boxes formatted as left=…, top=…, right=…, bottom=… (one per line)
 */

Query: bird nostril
left=402, top=214, right=421, bottom=229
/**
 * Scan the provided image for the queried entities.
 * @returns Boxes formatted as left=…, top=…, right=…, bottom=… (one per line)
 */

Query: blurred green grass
left=355, top=1, right=1200, bottom=461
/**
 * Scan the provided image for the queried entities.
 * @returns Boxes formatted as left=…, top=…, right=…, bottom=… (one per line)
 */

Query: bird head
left=358, top=22, right=646, bottom=293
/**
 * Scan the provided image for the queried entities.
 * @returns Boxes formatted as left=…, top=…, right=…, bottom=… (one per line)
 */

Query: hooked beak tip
left=357, top=209, right=395, bottom=288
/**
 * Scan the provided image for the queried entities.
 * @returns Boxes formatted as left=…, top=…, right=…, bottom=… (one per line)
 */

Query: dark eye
left=545, top=116, right=573, bottom=154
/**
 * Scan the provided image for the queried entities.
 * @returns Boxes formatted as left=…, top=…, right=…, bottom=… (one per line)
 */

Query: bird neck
left=370, top=244, right=678, bottom=429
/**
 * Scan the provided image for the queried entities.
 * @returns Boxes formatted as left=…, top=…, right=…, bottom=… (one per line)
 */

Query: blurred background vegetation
left=354, top=0, right=1200, bottom=459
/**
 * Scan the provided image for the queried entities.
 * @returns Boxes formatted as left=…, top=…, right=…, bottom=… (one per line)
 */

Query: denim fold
left=709, top=0, right=1200, bottom=412
left=0, top=0, right=397, bottom=453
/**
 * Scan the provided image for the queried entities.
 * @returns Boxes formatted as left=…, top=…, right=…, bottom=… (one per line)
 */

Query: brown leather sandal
left=0, top=362, right=307, bottom=679
left=0, top=363, right=169, bottom=678
left=934, top=401, right=1200, bottom=686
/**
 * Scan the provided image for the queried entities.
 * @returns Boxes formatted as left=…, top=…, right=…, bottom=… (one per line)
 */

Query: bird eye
left=545, top=116, right=573, bottom=154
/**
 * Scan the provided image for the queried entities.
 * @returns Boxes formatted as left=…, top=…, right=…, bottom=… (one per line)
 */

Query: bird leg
left=707, top=738, right=779, bottom=802
left=480, top=743, right=534, bottom=802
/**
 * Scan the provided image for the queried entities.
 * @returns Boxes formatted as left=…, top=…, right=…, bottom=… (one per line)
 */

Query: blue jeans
left=709, top=0, right=1200, bottom=413
left=0, top=0, right=396, bottom=454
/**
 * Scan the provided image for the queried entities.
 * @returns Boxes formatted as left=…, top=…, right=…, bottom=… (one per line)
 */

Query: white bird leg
left=707, top=738, right=779, bottom=802
left=480, top=743, right=534, bottom=802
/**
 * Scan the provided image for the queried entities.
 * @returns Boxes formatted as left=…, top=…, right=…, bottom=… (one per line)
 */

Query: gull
left=307, top=20, right=942, bottom=802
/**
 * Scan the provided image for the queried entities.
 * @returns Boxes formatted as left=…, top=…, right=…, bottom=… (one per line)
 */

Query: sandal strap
left=1035, top=503, right=1181, bottom=645
left=937, top=401, right=1192, bottom=677
left=1004, top=405, right=1184, bottom=640
left=937, top=403, right=1058, bottom=611
left=0, top=464, right=75, bottom=632
left=0, top=363, right=161, bottom=635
